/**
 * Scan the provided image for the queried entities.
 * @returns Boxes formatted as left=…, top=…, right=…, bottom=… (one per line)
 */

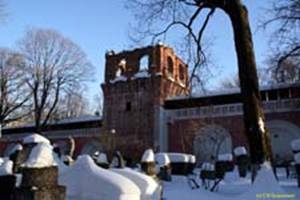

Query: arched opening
left=167, top=57, right=173, bottom=75
left=179, top=64, right=185, bottom=81
left=115, top=67, right=122, bottom=77
left=81, top=141, right=103, bottom=156
left=266, top=120, right=300, bottom=162
left=139, top=55, right=149, bottom=71
left=193, top=124, right=232, bottom=165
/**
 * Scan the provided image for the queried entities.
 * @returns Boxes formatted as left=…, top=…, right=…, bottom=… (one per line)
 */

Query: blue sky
left=0, top=0, right=274, bottom=105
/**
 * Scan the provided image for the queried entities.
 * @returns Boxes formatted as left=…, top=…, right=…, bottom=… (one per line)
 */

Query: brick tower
left=101, top=44, right=189, bottom=159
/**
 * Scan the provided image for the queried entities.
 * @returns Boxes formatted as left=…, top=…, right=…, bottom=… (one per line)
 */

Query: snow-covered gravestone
left=234, top=146, right=249, bottom=177
left=155, top=153, right=171, bottom=181
left=141, top=149, right=156, bottom=176
left=14, top=133, right=66, bottom=200
left=0, top=158, right=16, bottom=199
left=215, top=153, right=234, bottom=179
left=96, top=153, right=109, bottom=169
left=59, top=155, right=141, bottom=200
left=167, top=153, right=192, bottom=175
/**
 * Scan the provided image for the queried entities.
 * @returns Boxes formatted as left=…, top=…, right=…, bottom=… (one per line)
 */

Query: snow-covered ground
left=164, top=167, right=300, bottom=200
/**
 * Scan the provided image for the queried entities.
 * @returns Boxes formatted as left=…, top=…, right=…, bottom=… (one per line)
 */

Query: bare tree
left=128, top=0, right=273, bottom=177
left=54, top=90, right=90, bottom=120
left=18, top=28, right=94, bottom=131
left=263, top=0, right=300, bottom=80
left=0, top=48, right=30, bottom=127
left=93, top=88, right=103, bottom=117
left=0, top=0, right=6, bottom=22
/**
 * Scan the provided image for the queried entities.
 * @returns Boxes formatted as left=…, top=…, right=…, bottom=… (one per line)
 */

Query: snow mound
left=133, top=71, right=151, bottom=79
left=23, top=134, right=50, bottom=145
left=142, top=149, right=155, bottom=162
left=291, top=138, right=300, bottom=151
left=59, top=155, right=141, bottom=200
left=155, top=153, right=170, bottom=167
left=22, top=143, right=57, bottom=168
left=238, top=162, right=285, bottom=200
left=112, top=168, right=161, bottom=200
left=218, top=154, right=233, bottom=161
left=202, top=162, right=215, bottom=171
left=234, top=146, right=247, bottom=156
left=0, top=159, right=13, bottom=176
left=294, top=153, right=300, bottom=164
left=97, top=153, right=109, bottom=164
left=167, top=153, right=190, bottom=163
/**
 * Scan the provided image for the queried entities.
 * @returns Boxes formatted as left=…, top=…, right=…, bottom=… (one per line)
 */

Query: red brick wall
left=168, top=111, right=300, bottom=154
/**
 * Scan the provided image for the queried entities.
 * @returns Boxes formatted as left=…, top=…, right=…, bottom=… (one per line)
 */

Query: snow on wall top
left=142, top=149, right=155, bottom=162
left=133, top=71, right=151, bottom=79
left=234, top=146, right=247, bottom=156
left=155, top=153, right=170, bottom=167
left=111, top=168, right=161, bottom=200
left=167, top=82, right=300, bottom=101
left=110, top=75, right=127, bottom=84
left=23, top=134, right=50, bottom=145
left=59, top=155, right=141, bottom=200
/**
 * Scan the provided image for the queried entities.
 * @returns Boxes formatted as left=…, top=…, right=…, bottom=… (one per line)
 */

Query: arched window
left=167, top=57, right=173, bottom=74
left=179, top=64, right=185, bottom=81
left=116, top=67, right=122, bottom=77
left=139, top=55, right=149, bottom=71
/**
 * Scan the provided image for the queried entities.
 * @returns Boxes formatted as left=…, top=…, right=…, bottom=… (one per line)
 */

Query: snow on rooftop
left=111, top=168, right=161, bottom=200
left=23, top=134, right=50, bottom=145
left=0, top=159, right=13, bottom=176
left=167, top=82, right=300, bottom=101
left=155, top=153, right=170, bottom=167
left=133, top=71, right=151, bottom=79
left=141, top=149, right=155, bottom=163
left=110, top=75, right=127, bottom=84
left=234, top=146, right=247, bottom=156
left=59, top=155, right=141, bottom=200
left=22, top=143, right=57, bottom=168
left=217, top=154, right=233, bottom=161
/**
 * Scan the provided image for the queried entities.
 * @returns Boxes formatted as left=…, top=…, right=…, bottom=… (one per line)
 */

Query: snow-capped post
left=215, top=153, right=234, bottom=179
left=234, top=146, right=249, bottom=177
left=0, top=158, right=15, bottom=199
left=187, top=155, right=196, bottom=174
left=13, top=133, right=66, bottom=200
left=96, top=153, right=109, bottom=169
left=200, top=162, right=215, bottom=189
left=291, top=139, right=300, bottom=187
left=167, top=153, right=190, bottom=175
left=155, top=153, right=172, bottom=181
left=141, top=149, right=156, bottom=176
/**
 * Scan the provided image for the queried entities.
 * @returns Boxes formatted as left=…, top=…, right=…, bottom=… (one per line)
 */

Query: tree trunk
left=223, top=0, right=273, bottom=166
